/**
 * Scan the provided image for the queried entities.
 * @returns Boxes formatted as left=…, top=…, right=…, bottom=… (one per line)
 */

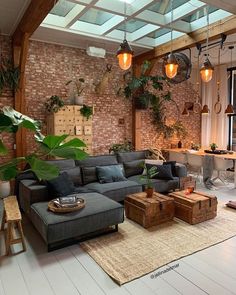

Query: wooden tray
left=48, top=198, right=85, bottom=213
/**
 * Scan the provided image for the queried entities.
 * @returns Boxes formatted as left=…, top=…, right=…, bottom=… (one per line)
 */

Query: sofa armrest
left=19, top=179, right=49, bottom=215
left=175, top=163, right=187, bottom=178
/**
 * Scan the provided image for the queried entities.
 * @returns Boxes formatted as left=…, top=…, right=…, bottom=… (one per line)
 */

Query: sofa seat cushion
left=30, top=193, right=124, bottom=245
left=128, top=175, right=179, bottom=193
left=84, top=181, right=142, bottom=202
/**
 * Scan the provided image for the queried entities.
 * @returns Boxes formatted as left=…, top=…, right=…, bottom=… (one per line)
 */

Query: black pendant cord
left=124, top=1, right=127, bottom=41
left=170, top=0, right=173, bottom=53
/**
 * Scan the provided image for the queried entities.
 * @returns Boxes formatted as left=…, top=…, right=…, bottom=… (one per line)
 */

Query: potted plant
left=0, top=57, right=20, bottom=95
left=80, top=104, right=93, bottom=120
left=0, top=106, right=88, bottom=190
left=140, top=164, right=158, bottom=198
left=66, top=78, right=85, bottom=105
left=210, top=143, right=218, bottom=151
left=109, top=139, right=133, bottom=154
left=44, top=95, right=65, bottom=113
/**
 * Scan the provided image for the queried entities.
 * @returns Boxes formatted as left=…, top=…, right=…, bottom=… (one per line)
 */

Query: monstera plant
left=0, top=106, right=87, bottom=181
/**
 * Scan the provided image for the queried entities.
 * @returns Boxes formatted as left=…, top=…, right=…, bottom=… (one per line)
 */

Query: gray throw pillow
left=96, top=165, right=127, bottom=183
left=61, top=167, right=82, bottom=186
left=47, top=172, right=75, bottom=197
left=124, top=159, right=144, bottom=177
left=81, top=166, right=97, bottom=185
left=146, top=163, right=174, bottom=180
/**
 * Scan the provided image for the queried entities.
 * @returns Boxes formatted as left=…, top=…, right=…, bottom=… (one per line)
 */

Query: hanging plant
left=80, top=104, right=93, bottom=120
left=123, top=61, right=187, bottom=138
left=0, top=57, right=20, bottom=95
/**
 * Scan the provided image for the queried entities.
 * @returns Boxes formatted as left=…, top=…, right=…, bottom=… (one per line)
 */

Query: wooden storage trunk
left=169, top=191, right=217, bottom=225
left=125, top=192, right=174, bottom=229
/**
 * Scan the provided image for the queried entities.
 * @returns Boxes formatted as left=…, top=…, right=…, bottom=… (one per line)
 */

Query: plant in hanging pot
left=44, top=95, right=65, bottom=113
left=66, top=78, right=85, bottom=105
left=80, top=104, right=93, bottom=120
left=140, top=164, right=158, bottom=198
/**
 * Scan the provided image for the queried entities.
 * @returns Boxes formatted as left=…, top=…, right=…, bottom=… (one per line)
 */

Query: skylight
left=42, top=0, right=233, bottom=51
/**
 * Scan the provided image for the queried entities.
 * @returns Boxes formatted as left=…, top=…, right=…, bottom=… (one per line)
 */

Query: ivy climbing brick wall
left=0, top=35, right=15, bottom=164
left=139, top=64, right=201, bottom=150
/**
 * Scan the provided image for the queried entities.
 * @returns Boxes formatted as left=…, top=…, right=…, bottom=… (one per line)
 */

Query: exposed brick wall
left=139, top=64, right=201, bottom=150
left=25, top=41, right=132, bottom=155
left=0, top=35, right=15, bottom=164
left=0, top=37, right=200, bottom=160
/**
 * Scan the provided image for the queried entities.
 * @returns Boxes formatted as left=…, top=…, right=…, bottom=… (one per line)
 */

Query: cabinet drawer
left=54, top=115, right=65, bottom=125
left=65, top=115, right=74, bottom=125
left=66, top=125, right=75, bottom=135
left=54, top=126, right=67, bottom=135
left=74, top=116, right=83, bottom=125
left=84, top=125, right=92, bottom=135
left=75, top=125, right=83, bottom=135
left=82, top=136, right=92, bottom=145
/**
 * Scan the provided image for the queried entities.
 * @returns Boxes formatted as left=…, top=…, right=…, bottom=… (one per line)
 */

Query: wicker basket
left=48, top=198, right=85, bottom=213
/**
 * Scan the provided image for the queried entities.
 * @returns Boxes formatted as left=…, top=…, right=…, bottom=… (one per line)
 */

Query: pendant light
left=164, top=0, right=178, bottom=79
left=225, top=46, right=235, bottom=114
left=200, top=7, right=214, bottom=83
left=117, top=1, right=133, bottom=70
left=201, top=104, right=210, bottom=114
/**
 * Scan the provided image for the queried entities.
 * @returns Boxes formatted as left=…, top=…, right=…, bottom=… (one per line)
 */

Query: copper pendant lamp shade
left=225, top=104, right=234, bottom=114
left=201, top=104, right=210, bottom=114
left=117, top=39, right=133, bottom=71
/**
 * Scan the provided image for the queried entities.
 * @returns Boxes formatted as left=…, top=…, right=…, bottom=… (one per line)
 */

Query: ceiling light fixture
left=201, top=104, right=210, bottom=115
left=165, top=0, right=178, bottom=79
left=225, top=46, right=235, bottom=114
left=200, top=7, right=214, bottom=83
left=116, top=1, right=133, bottom=70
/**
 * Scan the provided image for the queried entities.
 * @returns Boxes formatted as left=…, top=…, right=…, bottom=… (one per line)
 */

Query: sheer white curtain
left=201, top=64, right=228, bottom=149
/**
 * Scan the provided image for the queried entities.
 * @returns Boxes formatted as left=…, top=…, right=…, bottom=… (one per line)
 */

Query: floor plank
left=53, top=248, right=105, bottom=295
left=69, top=245, right=131, bottom=295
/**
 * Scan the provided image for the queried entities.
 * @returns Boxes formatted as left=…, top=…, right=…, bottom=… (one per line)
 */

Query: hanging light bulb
left=200, top=7, right=214, bottom=83
left=165, top=0, right=178, bottom=79
left=116, top=1, right=133, bottom=70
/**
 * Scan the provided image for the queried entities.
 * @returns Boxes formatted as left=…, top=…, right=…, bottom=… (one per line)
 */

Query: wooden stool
left=1, top=196, right=26, bottom=255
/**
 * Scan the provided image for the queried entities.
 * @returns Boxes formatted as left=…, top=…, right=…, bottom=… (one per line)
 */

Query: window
left=228, top=68, right=236, bottom=151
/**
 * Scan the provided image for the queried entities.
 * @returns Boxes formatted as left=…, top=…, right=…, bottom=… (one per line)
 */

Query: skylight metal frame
left=42, top=0, right=233, bottom=50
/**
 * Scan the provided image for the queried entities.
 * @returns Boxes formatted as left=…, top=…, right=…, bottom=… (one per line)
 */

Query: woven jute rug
left=81, top=202, right=236, bottom=285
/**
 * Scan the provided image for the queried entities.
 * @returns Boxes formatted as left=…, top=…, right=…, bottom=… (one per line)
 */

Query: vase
left=145, top=187, right=154, bottom=198
left=0, top=181, right=11, bottom=198
left=74, top=95, right=83, bottom=105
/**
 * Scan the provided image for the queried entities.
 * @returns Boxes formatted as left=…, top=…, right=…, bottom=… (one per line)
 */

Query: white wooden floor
left=1, top=181, right=236, bottom=295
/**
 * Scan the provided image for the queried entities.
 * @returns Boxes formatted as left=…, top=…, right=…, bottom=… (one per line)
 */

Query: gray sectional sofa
left=18, top=150, right=187, bottom=251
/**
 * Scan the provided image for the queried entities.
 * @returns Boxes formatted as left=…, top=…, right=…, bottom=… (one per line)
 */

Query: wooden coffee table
left=169, top=190, right=217, bottom=225
left=125, top=192, right=174, bottom=228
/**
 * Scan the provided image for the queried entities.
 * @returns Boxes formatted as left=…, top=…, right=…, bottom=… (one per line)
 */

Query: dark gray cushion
left=47, top=172, right=75, bottom=197
left=146, top=163, right=174, bottom=180
left=76, top=155, right=118, bottom=167
left=30, top=193, right=124, bottom=244
left=81, top=166, right=98, bottom=185
left=96, top=165, right=126, bottom=183
left=117, top=150, right=148, bottom=163
left=128, top=175, right=179, bottom=193
left=175, top=163, right=187, bottom=177
left=84, top=181, right=142, bottom=202
left=163, top=161, right=177, bottom=176
left=61, top=166, right=82, bottom=186
left=47, top=159, right=75, bottom=170
left=124, top=159, right=144, bottom=177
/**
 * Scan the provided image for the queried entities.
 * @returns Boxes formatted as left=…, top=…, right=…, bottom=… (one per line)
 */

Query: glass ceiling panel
left=148, top=28, right=171, bottom=39
left=182, top=6, right=218, bottom=23
left=117, top=19, right=147, bottom=33
left=79, top=8, right=114, bottom=25
left=148, top=0, right=188, bottom=15
left=50, top=0, right=76, bottom=17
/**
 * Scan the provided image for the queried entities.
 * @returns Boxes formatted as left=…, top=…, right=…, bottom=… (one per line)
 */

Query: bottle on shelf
left=178, top=140, right=182, bottom=148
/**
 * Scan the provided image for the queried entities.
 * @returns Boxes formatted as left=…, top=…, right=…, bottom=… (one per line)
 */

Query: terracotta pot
left=0, top=181, right=11, bottom=198
left=145, top=187, right=154, bottom=198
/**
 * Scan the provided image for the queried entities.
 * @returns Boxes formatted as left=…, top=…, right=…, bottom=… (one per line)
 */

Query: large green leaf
left=0, top=113, right=18, bottom=133
left=43, top=134, right=68, bottom=149
left=51, top=147, right=88, bottom=160
left=0, top=158, right=23, bottom=181
left=26, top=156, right=59, bottom=180
left=0, top=139, right=8, bottom=155
left=60, top=138, right=86, bottom=148
left=2, top=106, right=40, bottom=132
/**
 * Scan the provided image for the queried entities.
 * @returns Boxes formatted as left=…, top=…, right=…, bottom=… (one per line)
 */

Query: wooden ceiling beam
left=12, top=0, right=58, bottom=46
left=134, top=15, right=236, bottom=65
